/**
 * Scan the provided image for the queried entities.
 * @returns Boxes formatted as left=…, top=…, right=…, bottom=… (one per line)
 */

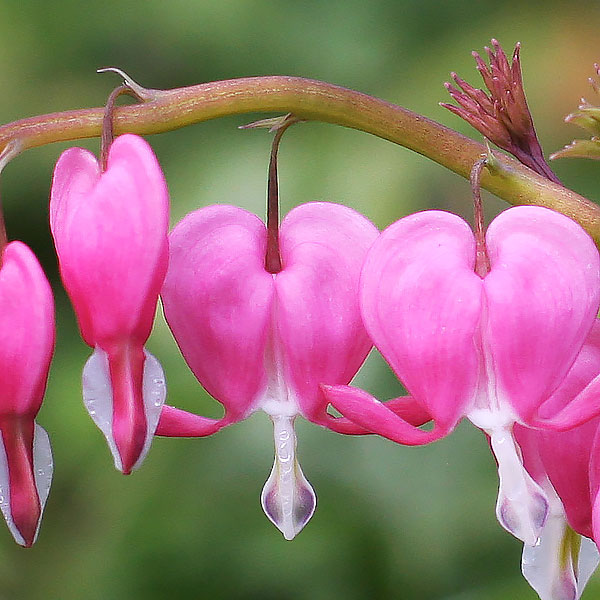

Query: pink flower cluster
left=4, top=131, right=600, bottom=598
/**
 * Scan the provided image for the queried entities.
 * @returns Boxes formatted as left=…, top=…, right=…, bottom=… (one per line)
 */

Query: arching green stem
left=0, top=76, right=598, bottom=241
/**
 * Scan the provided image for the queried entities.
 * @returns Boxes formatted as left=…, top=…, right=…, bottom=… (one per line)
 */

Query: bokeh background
left=0, top=1, right=599, bottom=598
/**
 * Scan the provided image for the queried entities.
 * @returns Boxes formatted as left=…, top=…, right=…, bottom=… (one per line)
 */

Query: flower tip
left=82, top=348, right=167, bottom=475
left=12, top=502, right=40, bottom=548
left=0, top=424, right=53, bottom=548
left=112, top=420, right=147, bottom=475
left=261, top=464, right=316, bottom=541
left=261, top=415, right=316, bottom=540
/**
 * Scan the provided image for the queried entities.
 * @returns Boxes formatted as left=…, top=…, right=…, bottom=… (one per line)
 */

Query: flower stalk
left=100, top=84, right=143, bottom=172
left=471, top=157, right=491, bottom=277
left=0, top=76, right=598, bottom=242
left=0, top=140, right=22, bottom=266
left=0, top=199, right=6, bottom=262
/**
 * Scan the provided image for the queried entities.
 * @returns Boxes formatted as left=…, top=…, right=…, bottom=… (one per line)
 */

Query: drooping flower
left=323, top=205, right=600, bottom=545
left=156, top=201, right=382, bottom=539
left=50, top=133, right=169, bottom=475
left=514, top=320, right=600, bottom=600
left=0, top=241, right=54, bottom=546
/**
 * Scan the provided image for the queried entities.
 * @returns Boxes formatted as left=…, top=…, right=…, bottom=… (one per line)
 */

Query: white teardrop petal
left=490, top=427, right=548, bottom=545
left=82, top=347, right=122, bottom=471
left=260, top=415, right=316, bottom=540
left=522, top=512, right=577, bottom=600
left=522, top=502, right=599, bottom=600
left=577, top=536, right=600, bottom=598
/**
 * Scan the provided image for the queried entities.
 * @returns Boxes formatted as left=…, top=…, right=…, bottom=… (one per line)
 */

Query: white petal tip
left=522, top=510, right=600, bottom=600
left=261, top=415, right=316, bottom=540
left=490, top=427, right=549, bottom=544
left=498, top=490, right=549, bottom=546
left=261, top=458, right=317, bottom=540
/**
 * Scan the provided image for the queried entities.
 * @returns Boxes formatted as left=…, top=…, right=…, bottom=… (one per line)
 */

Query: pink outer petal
left=0, top=418, right=40, bottom=547
left=528, top=376, right=600, bottom=431
left=588, top=403, right=600, bottom=545
left=161, top=205, right=274, bottom=419
left=512, top=425, right=546, bottom=485
left=483, top=206, right=600, bottom=424
left=0, top=242, right=54, bottom=416
left=322, top=385, right=449, bottom=445
left=156, top=405, right=233, bottom=437
left=50, top=134, right=169, bottom=349
left=274, top=202, right=378, bottom=421
left=517, top=321, right=600, bottom=540
left=359, top=210, right=482, bottom=430
left=542, top=418, right=597, bottom=540
left=156, top=397, right=429, bottom=437
left=527, top=320, right=600, bottom=431
left=593, top=489, right=600, bottom=552
left=321, top=395, right=431, bottom=434
left=106, top=344, right=147, bottom=475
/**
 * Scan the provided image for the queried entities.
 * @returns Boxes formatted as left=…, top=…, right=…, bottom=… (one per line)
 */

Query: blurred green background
left=0, top=1, right=599, bottom=598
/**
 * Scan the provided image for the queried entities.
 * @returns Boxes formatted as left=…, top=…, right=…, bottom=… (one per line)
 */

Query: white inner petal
left=258, top=303, right=316, bottom=539
left=133, top=350, right=167, bottom=471
left=488, top=426, right=548, bottom=545
left=468, top=300, right=548, bottom=545
left=82, top=346, right=166, bottom=472
left=32, top=424, right=53, bottom=530
left=260, top=414, right=316, bottom=540
left=82, top=348, right=118, bottom=468
left=522, top=482, right=599, bottom=600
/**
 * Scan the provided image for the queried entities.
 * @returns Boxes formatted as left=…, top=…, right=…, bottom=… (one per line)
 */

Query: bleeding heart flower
left=323, top=206, right=600, bottom=545
left=50, top=134, right=169, bottom=475
left=514, top=320, right=600, bottom=600
left=157, top=201, right=383, bottom=539
left=0, top=241, right=54, bottom=546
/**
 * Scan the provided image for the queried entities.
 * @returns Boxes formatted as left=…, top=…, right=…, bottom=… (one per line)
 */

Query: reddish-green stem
left=471, top=159, right=491, bottom=277
left=100, top=84, right=145, bottom=171
left=0, top=197, right=7, bottom=261
left=0, top=76, right=598, bottom=241
left=265, top=116, right=298, bottom=274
